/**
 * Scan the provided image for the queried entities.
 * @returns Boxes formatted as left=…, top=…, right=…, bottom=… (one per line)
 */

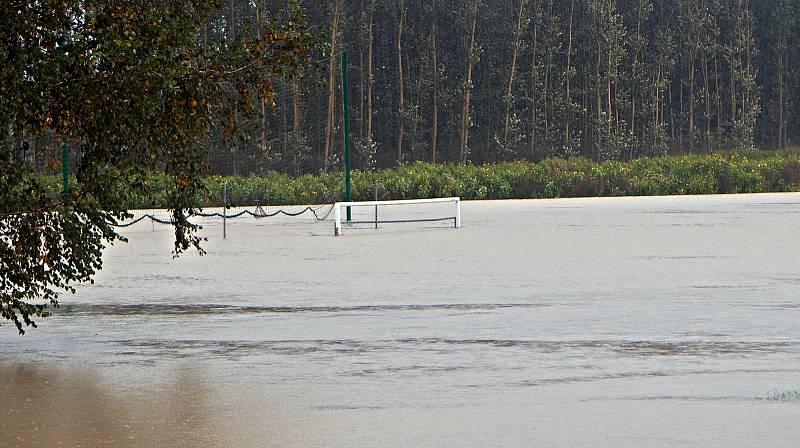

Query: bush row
left=116, top=151, right=800, bottom=208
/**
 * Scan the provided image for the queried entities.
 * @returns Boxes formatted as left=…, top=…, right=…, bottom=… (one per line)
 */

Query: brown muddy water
left=2, top=194, right=800, bottom=447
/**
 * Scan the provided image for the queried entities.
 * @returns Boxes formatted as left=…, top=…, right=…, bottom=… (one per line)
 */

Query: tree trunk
left=669, top=81, right=675, bottom=147
left=504, top=0, right=527, bottom=143
left=564, top=0, right=574, bottom=151
left=607, top=39, right=613, bottom=143
left=595, top=38, right=602, bottom=159
left=366, top=0, right=374, bottom=146
left=255, top=5, right=268, bottom=157
left=688, top=56, right=695, bottom=152
left=730, top=55, right=736, bottom=135
left=714, top=42, right=721, bottom=145
left=358, top=36, right=364, bottom=140
left=631, top=0, right=642, bottom=137
left=730, top=3, right=738, bottom=137
left=459, top=2, right=479, bottom=164
left=543, top=61, right=550, bottom=144
left=260, top=98, right=268, bottom=155
left=431, top=0, right=439, bottom=162
left=529, top=25, right=538, bottom=156
left=411, top=78, right=421, bottom=158
left=292, top=79, right=301, bottom=133
left=324, top=1, right=341, bottom=171
left=292, top=78, right=301, bottom=173
left=703, top=54, right=711, bottom=151
left=778, top=49, right=784, bottom=148
left=653, top=67, right=660, bottom=155
left=396, top=0, right=405, bottom=165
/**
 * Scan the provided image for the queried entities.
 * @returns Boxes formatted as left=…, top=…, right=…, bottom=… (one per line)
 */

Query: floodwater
left=2, top=194, right=800, bottom=447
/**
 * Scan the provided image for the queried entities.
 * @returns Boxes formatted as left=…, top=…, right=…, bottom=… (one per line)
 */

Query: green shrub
left=37, top=150, right=800, bottom=208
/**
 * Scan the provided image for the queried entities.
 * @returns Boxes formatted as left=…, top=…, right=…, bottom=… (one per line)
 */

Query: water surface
left=2, top=194, right=800, bottom=447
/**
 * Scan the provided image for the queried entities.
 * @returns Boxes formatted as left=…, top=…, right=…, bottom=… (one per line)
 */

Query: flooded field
left=2, top=193, right=800, bottom=447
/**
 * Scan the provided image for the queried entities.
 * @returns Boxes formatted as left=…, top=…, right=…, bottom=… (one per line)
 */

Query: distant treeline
left=203, top=0, right=800, bottom=174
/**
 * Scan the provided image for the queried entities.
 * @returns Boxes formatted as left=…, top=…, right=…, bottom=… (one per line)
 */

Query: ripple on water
left=58, top=302, right=551, bottom=316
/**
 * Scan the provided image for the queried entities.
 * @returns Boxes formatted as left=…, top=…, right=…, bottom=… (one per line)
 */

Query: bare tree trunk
left=653, top=67, right=660, bottom=155
left=280, top=83, right=287, bottom=161
left=714, top=42, right=721, bottom=144
left=564, top=0, right=575, bottom=150
left=396, top=0, right=406, bottom=165
left=702, top=53, right=711, bottom=151
left=669, top=81, right=675, bottom=147
left=607, top=40, right=613, bottom=142
left=778, top=48, right=784, bottom=148
left=529, top=25, right=538, bottom=156
left=324, top=0, right=341, bottom=171
left=504, top=0, right=527, bottom=143
left=744, top=5, right=754, bottom=128
left=631, top=0, right=643, bottom=136
left=730, top=56, right=736, bottom=136
left=411, top=77, right=421, bottom=158
left=366, top=0, right=374, bottom=146
left=459, top=1, right=479, bottom=164
left=595, top=38, right=602, bottom=159
left=688, top=56, right=695, bottom=153
left=291, top=78, right=302, bottom=173
left=255, top=5, right=268, bottom=157
left=359, top=36, right=365, bottom=140
left=543, top=62, right=550, bottom=144
left=582, top=59, right=589, bottom=157
left=431, top=0, right=439, bottom=163
left=730, top=3, right=738, bottom=137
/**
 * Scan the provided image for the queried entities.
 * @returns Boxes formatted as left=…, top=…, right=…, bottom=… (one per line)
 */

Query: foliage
left=77, top=151, right=800, bottom=209
left=0, top=0, right=322, bottom=333
left=764, top=390, right=800, bottom=402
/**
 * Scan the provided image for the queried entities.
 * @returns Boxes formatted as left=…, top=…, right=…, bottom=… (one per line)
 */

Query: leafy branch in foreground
left=0, top=0, right=323, bottom=334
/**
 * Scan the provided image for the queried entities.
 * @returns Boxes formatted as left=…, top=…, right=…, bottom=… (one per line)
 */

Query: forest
left=8, top=1, right=800, bottom=176
left=210, top=0, right=797, bottom=175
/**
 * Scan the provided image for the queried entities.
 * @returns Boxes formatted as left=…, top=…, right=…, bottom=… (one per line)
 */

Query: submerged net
left=334, top=198, right=461, bottom=236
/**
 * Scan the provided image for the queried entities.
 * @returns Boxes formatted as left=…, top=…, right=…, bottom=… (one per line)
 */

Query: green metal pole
left=62, top=138, right=70, bottom=197
left=342, top=51, right=352, bottom=222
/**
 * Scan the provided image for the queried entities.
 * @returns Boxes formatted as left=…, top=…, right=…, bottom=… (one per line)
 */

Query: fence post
left=374, top=184, right=379, bottom=229
left=223, top=182, right=227, bottom=239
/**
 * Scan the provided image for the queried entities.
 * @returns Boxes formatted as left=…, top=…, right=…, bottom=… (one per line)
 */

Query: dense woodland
left=209, top=0, right=798, bottom=175
left=9, top=1, right=800, bottom=175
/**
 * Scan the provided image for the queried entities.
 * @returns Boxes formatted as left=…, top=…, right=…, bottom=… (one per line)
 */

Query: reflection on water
left=0, top=365, right=215, bottom=447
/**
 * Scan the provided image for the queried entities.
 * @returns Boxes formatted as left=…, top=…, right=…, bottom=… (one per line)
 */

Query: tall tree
left=1, top=0, right=321, bottom=333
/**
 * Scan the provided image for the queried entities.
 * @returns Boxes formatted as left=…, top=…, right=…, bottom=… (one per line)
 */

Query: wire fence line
left=114, top=203, right=337, bottom=228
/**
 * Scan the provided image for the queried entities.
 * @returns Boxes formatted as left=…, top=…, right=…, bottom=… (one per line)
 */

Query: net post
left=334, top=203, right=342, bottom=236
left=455, top=198, right=461, bottom=228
